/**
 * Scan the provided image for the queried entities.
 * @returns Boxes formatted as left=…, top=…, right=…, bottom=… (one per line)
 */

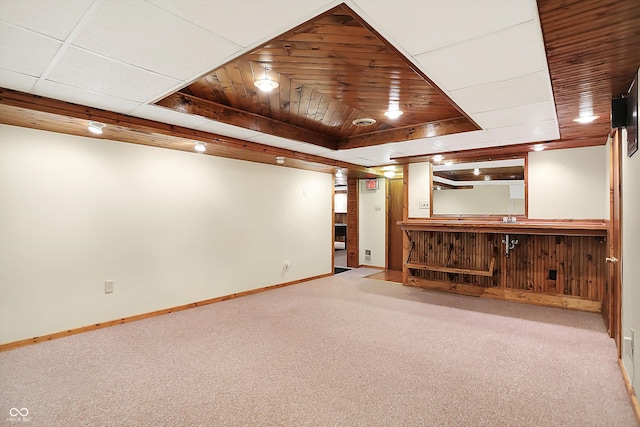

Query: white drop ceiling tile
left=354, top=0, right=534, bottom=56
left=353, top=158, right=381, bottom=167
left=0, top=23, right=62, bottom=77
left=358, top=150, right=396, bottom=164
left=0, top=0, right=92, bottom=41
left=474, top=101, right=557, bottom=129
left=450, top=72, right=553, bottom=114
left=488, top=120, right=559, bottom=143
left=148, top=0, right=333, bottom=48
left=196, top=121, right=263, bottom=140
left=415, top=21, right=548, bottom=91
left=390, top=138, right=436, bottom=154
left=129, top=104, right=210, bottom=129
left=47, top=47, right=181, bottom=103
left=245, top=133, right=301, bottom=149
left=289, top=143, right=333, bottom=155
left=0, top=69, right=38, bottom=93
left=35, top=80, right=141, bottom=114
left=73, top=0, right=240, bottom=81
left=319, top=150, right=361, bottom=161
left=433, top=130, right=496, bottom=148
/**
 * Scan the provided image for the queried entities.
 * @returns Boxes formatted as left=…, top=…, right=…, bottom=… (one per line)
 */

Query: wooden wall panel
left=406, top=230, right=606, bottom=303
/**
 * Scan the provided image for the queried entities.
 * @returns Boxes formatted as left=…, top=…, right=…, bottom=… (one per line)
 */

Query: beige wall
left=408, top=162, right=431, bottom=218
left=528, top=145, right=609, bottom=219
left=621, top=71, right=640, bottom=397
left=358, top=178, right=386, bottom=267
left=0, top=124, right=333, bottom=344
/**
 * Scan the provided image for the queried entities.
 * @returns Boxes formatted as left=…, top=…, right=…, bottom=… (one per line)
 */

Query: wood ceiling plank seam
left=202, top=76, right=229, bottom=105
left=213, top=68, right=240, bottom=108
left=308, top=92, right=329, bottom=133
left=225, top=62, right=255, bottom=113
left=287, top=81, right=304, bottom=127
left=278, top=76, right=292, bottom=123
left=295, top=85, right=315, bottom=127
left=320, top=98, right=341, bottom=130
left=285, top=33, right=386, bottom=46
left=305, top=88, right=323, bottom=126
left=238, top=61, right=268, bottom=117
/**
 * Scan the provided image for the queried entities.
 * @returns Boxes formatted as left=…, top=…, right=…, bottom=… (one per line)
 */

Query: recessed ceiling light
left=473, top=168, right=480, bottom=176
left=254, top=78, right=279, bottom=92
left=384, top=170, right=395, bottom=178
left=573, top=115, right=599, bottom=124
left=275, top=156, right=285, bottom=164
left=88, top=121, right=106, bottom=135
left=384, top=110, right=403, bottom=119
left=533, top=144, right=545, bottom=152
left=194, top=142, right=206, bottom=152
left=432, top=154, right=443, bottom=162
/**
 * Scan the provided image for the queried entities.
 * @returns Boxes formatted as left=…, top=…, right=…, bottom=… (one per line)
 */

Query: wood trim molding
left=618, top=359, right=640, bottom=424
left=398, top=219, right=608, bottom=236
left=407, top=277, right=602, bottom=313
left=0, top=273, right=332, bottom=352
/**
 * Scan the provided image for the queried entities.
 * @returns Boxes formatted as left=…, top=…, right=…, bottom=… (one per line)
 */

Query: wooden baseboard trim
left=619, top=359, right=640, bottom=424
left=0, top=273, right=332, bottom=352
left=406, top=277, right=601, bottom=313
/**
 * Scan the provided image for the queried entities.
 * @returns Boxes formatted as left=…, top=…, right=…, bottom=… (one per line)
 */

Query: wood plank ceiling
left=156, top=4, right=479, bottom=152
left=538, top=0, right=640, bottom=147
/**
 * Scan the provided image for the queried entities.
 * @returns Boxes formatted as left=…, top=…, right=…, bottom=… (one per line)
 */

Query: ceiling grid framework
left=0, top=0, right=637, bottom=174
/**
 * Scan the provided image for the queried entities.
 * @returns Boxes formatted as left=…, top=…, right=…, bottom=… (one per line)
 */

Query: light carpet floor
left=1, top=268, right=637, bottom=426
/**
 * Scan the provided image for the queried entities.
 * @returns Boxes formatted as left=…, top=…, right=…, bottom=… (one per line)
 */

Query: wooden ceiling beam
left=156, top=92, right=337, bottom=150
left=337, top=117, right=478, bottom=149
left=391, top=136, right=607, bottom=164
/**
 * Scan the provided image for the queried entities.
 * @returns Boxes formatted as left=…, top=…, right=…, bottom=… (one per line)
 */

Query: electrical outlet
left=624, top=329, right=634, bottom=357
left=104, top=280, right=114, bottom=294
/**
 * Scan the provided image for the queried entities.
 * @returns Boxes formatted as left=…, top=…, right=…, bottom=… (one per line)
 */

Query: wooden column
left=347, top=178, right=359, bottom=268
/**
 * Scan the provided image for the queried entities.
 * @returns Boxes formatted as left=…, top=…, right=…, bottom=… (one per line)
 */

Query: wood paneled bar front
left=399, top=220, right=608, bottom=313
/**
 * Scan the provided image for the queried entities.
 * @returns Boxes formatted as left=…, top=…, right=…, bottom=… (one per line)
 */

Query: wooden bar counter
left=399, top=219, right=608, bottom=313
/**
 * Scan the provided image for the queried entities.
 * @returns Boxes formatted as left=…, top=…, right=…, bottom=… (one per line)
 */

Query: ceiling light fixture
left=194, top=142, right=206, bottom=152
left=573, top=115, right=599, bottom=124
left=88, top=121, right=106, bottom=135
left=432, top=154, right=444, bottom=162
left=254, top=78, right=279, bottom=92
left=254, top=67, right=279, bottom=92
left=275, top=156, right=285, bottom=164
left=384, top=110, right=403, bottom=119
left=384, top=170, right=395, bottom=178
left=473, top=168, right=480, bottom=176
left=533, top=144, right=545, bottom=152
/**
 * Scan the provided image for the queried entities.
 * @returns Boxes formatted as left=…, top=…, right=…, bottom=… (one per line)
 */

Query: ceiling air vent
left=352, top=118, right=377, bottom=127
